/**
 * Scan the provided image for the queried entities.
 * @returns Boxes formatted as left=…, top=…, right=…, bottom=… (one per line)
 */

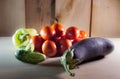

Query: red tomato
left=51, top=38, right=61, bottom=56
left=80, top=30, right=88, bottom=38
left=66, top=26, right=80, bottom=39
left=31, top=35, right=44, bottom=53
left=42, top=40, right=57, bottom=57
left=61, top=35, right=66, bottom=39
left=59, top=39, right=72, bottom=55
left=40, top=26, right=55, bottom=40
left=51, top=23, right=64, bottom=37
left=72, top=37, right=83, bottom=45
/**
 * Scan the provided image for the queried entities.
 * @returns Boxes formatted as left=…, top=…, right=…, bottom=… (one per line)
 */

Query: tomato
left=80, top=30, right=88, bottom=38
left=40, top=26, right=55, bottom=40
left=59, top=39, right=72, bottom=55
left=71, top=30, right=87, bottom=45
left=51, top=23, right=64, bottom=37
left=52, top=36, right=61, bottom=46
left=66, top=26, right=80, bottom=39
left=61, top=35, right=66, bottom=39
left=72, top=37, right=83, bottom=45
left=31, top=35, right=44, bottom=53
left=42, top=40, right=57, bottom=57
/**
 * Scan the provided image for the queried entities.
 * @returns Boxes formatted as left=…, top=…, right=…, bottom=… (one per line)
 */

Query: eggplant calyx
left=60, top=49, right=80, bottom=77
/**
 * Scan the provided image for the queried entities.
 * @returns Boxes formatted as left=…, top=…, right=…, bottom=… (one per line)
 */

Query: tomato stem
left=55, top=16, right=59, bottom=23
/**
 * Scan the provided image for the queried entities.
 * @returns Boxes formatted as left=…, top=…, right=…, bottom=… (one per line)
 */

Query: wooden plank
left=25, top=0, right=55, bottom=31
left=91, top=0, right=120, bottom=37
left=56, top=0, right=91, bottom=35
left=0, top=0, right=25, bottom=36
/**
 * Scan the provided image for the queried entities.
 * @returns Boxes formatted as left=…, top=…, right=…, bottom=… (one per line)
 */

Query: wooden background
left=0, top=0, right=120, bottom=37
left=0, top=0, right=25, bottom=36
left=25, top=0, right=55, bottom=30
left=91, top=0, right=120, bottom=37
left=25, top=0, right=91, bottom=36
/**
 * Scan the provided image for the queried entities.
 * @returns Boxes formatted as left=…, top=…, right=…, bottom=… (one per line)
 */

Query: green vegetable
left=12, top=28, right=37, bottom=48
left=60, top=49, right=80, bottom=77
left=13, top=28, right=46, bottom=64
left=15, top=50, right=46, bottom=64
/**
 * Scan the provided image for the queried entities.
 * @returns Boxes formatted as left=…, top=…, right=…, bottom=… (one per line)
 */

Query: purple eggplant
left=60, top=37, right=114, bottom=76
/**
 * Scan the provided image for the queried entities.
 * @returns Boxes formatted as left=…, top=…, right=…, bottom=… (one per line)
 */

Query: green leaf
left=25, top=28, right=37, bottom=36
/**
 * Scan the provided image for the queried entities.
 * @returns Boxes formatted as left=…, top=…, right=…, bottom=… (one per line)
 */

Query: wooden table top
left=0, top=37, right=120, bottom=79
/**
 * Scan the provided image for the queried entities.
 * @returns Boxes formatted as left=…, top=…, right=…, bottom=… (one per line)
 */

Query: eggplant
left=60, top=37, right=114, bottom=76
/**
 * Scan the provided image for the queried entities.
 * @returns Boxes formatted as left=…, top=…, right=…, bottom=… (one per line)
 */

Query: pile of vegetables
left=33, top=25, right=87, bottom=57
left=13, top=22, right=87, bottom=58
left=12, top=23, right=114, bottom=77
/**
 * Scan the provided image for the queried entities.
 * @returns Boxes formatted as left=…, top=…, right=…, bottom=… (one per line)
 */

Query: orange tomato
left=59, top=39, right=72, bottom=55
left=31, top=35, right=44, bottom=53
left=40, top=26, right=55, bottom=40
left=66, top=26, right=80, bottom=39
left=42, top=40, right=57, bottom=57
left=80, top=30, right=87, bottom=38
left=51, top=23, right=64, bottom=37
left=72, top=37, right=83, bottom=45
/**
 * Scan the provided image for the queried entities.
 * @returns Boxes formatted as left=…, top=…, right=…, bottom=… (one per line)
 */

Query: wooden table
left=0, top=37, right=120, bottom=79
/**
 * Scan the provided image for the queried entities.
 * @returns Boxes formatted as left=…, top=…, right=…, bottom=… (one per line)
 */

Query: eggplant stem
left=61, top=56, right=75, bottom=76
left=60, top=49, right=80, bottom=77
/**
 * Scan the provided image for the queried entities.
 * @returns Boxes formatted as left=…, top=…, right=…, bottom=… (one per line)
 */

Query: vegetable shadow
left=79, top=56, right=105, bottom=65
left=11, top=56, right=105, bottom=79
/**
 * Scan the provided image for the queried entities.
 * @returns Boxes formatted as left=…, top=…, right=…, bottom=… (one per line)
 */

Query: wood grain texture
left=25, top=0, right=55, bottom=31
left=56, top=0, right=91, bottom=35
left=91, top=0, right=120, bottom=37
left=0, top=0, right=25, bottom=36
